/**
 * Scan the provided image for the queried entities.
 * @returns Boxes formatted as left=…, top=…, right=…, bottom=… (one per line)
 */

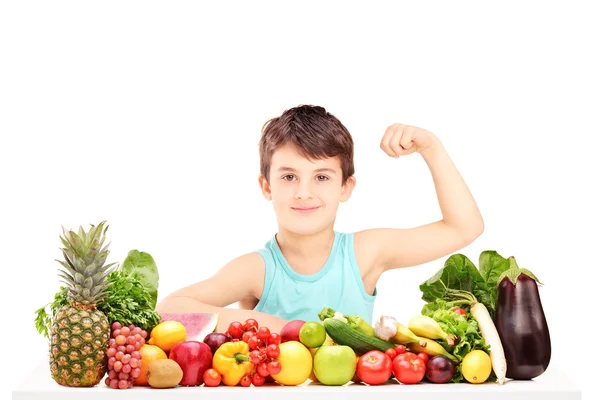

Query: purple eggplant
left=495, top=257, right=551, bottom=380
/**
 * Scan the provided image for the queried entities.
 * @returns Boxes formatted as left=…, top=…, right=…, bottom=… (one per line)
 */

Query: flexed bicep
left=356, top=222, right=480, bottom=272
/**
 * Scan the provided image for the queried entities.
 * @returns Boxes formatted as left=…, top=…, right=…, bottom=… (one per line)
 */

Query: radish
left=443, top=286, right=507, bottom=385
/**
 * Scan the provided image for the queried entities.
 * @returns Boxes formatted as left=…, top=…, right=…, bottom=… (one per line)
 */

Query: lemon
left=272, top=341, right=313, bottom=386
left=461, top=350, right=492, bottom=384
left=299, top=322, right=326, bottom=348
left=148, top=321, right=187, bottom=352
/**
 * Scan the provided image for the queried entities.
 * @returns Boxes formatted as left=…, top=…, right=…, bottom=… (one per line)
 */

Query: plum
left=203, top=332, right=230, bottom=354
left=426, top=355, right=456, bottom=383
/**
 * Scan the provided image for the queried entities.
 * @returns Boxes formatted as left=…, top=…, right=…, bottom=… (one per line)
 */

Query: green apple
left=313, top=345, right=357, bottom=385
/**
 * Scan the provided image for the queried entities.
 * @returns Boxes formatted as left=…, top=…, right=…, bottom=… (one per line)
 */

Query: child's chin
left=284, top=222, right=329, bottom=236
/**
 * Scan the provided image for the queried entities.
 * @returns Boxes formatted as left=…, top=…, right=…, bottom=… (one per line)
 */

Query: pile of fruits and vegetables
left=33, top=222, right=552, bottom=389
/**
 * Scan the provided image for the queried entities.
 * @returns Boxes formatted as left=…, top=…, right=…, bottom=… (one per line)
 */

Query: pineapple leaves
left=82, top=277, right=94, bottom=289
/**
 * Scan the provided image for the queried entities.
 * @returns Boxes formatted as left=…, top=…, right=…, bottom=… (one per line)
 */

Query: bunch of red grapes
left=226, top=319, right=282, bottom=387
left=104, top=322, right=148, bottom=389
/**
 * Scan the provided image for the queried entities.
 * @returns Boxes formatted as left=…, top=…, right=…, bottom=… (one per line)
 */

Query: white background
left=2, top=1, right=598, bottom=398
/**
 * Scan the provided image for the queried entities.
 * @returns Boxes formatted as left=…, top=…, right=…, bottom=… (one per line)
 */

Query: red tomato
left=417, top=352, right=429, bottom=363
left=227, top=321, right=244, bottom=339
left=239, top=374, right=252, bottom=387
left=257, top=326, right=271, bottom=342
left=392, top=352, right=426, bottom=384
left=242, top=330, right=255, bottom=343
left=357, top=350, right=393, bottom=385
left=452, top=307, right=467, bottom=316
left=243, top=318, right=259, bottom=332
left=385, top=348, right=397, bottom=360
left=203, top=369, right=221, bottom=387
left=395, top=345, right=406, bottom=355
left=251, top=373, right=265, bottom=386
left=267, top=333, right=281, bottom=346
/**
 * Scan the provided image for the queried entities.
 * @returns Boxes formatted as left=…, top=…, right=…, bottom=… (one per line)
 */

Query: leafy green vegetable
left=419, top=250, right=511, bottom=319
left=99, top=269, right=162, bottom=331
left=35, top=251, right=162, bottom=338
left=121, top=250, right=159, bottom=309
left=479, top=251, right=510, bottom=307
left=34, top=288, right=69, bottom=338
left=421, top=299, right=493, bottom=383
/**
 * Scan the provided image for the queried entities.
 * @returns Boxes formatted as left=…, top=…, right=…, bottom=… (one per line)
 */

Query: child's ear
left=340, top=176, right=356, bottom=202
left=258, top=174, right=272, bottom=200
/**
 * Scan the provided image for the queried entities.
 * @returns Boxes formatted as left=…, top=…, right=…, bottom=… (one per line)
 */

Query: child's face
left=259, top=143, right=355, bottom=235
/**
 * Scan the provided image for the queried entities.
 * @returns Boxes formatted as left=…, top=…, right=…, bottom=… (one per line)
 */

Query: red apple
left=280, top=319, right=306, bottom=343
left=169, top=341, right=213, bottom=386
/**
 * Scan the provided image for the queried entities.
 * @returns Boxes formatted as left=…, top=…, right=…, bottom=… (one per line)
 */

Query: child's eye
left=282, top=174, right=296, bottom=181
left=316, top=175, right=329, bottom=181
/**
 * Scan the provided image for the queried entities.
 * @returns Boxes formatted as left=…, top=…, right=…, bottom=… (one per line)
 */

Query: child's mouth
left=291, top=206, right=320, bottom=215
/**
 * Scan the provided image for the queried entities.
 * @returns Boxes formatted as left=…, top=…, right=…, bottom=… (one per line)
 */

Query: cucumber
left=323, top=318, right=395, bottom=355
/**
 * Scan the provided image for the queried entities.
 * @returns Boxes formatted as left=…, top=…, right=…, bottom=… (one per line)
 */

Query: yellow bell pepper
left=212, top=340, right=254, bottom=386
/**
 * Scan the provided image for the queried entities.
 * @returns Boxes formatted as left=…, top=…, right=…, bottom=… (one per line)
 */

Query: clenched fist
left=380, top=123, right=436, bottom=157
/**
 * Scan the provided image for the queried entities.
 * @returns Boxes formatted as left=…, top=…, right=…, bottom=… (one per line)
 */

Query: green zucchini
left=323, top=318, right=395, bottom=355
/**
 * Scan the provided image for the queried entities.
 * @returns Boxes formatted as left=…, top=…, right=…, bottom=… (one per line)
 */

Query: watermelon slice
left=158, top=313, right=219, bottom=342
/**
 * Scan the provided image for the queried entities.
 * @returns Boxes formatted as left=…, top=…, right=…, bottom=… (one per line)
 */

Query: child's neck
left=275, top=228, right=336, bottom=275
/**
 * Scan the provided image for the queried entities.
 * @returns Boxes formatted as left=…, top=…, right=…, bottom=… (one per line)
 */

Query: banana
left=408, top=337, right=459, bottom=363
left=408, top=315, right=460, bottom=346
left=390, top=322, right=422, bottom=345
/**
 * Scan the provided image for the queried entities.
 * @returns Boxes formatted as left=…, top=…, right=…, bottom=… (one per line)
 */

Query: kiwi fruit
left=147, top=359, right=183, bottom=388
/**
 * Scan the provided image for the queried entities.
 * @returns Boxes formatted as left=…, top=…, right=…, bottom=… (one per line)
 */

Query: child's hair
left=259, top=105, right=355, bottom=184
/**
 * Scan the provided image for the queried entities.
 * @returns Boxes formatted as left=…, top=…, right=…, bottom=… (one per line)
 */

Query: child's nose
left=294, top=181, right=314, bottom=199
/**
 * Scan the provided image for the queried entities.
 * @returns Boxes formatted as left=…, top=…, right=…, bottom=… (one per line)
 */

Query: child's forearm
left=421, top=138, right=484, bottom=237
left=156, top=295, right=290, bottom=334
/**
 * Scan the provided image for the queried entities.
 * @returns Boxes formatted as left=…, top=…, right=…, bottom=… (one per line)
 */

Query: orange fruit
left=135, top=344, right=168, bottom=386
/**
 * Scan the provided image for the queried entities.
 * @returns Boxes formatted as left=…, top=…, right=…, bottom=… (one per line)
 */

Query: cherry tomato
left=395, top=345, right=406, bottom=355
left=239, top=374, right=252, bottom=387
left=417, top=352, right=429, bottom=364
left=244, top=318, right=259, bottom=332
left=257, top=326, right=271, bottom=342
left=256, top=362, right=270, bottom=377
left=267, top=333, right=281, bottom=346
left=357, top=350, right=393, bottom=385
left=203, top=369, right=221, bottom=387
left=266, top=360, right=281, bottom=375
left=228, top=321, right=244, bottom=339
left=392, top=352, right=426, bottom=384
left=451, top=307, right=467, bottom=316
left=385, top=348, right=397, bottom=360
left=266, top=344, right=280, bottom=359
left=251, top=373, right=265, bottom=386
left=250, top=350, right=262, bottom=365
left=242, top=330, right=256, bottom=343
left=247, top=336, right=259, bottom=350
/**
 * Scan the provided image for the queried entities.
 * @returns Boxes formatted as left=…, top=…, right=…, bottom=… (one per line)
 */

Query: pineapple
left=49, top=221, right=117, bottom=387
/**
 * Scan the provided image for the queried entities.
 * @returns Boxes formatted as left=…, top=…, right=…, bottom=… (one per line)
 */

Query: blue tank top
left=253, top=231, right=377, bottom=325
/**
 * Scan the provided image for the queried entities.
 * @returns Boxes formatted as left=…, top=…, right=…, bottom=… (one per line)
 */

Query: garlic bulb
left=374, top=315, right=398, bottom=341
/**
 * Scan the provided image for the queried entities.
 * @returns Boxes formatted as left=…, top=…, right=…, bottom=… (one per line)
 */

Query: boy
left=156, top=105, right=484, bottom=334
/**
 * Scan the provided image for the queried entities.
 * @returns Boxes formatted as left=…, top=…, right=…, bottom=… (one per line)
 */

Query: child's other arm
left=356, top=124, right=485, bottom=272
left=156, top=252, right=289, bottom=334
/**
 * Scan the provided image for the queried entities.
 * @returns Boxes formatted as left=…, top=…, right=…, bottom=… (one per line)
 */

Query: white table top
left=13, top=360, right=582, bottom=400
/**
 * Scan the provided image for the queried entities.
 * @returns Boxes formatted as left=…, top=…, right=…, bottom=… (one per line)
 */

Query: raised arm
left=156, top=252, right=289, bottom=334
left=356, top=124, right=484, bottom=272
